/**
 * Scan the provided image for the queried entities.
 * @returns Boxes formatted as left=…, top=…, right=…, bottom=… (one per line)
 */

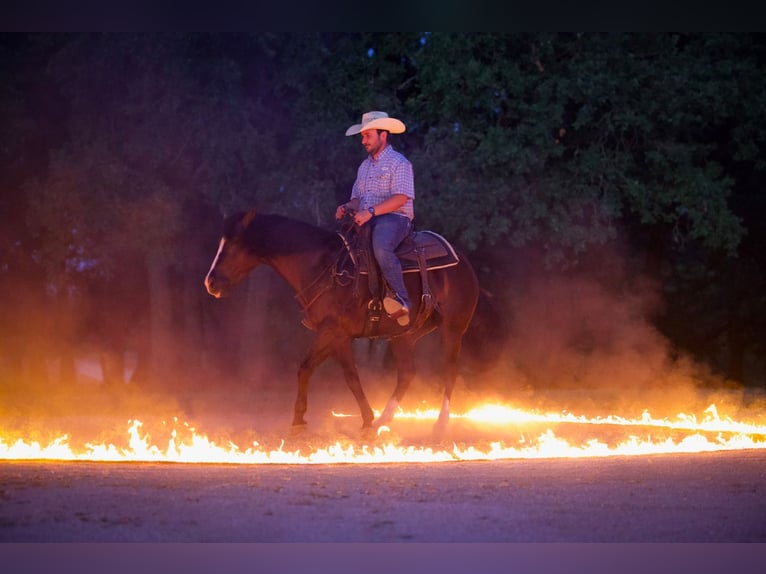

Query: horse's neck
left=251, top=220, right=337, bottom=298
left=267, top=254, right=327, bottom=294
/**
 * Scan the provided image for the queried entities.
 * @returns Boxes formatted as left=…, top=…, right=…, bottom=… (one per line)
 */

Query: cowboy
left=335, top=111, right=415, bottom=326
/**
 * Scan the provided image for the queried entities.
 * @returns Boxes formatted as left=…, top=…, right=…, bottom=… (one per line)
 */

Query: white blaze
left=204, top=237, right=226, bottom=295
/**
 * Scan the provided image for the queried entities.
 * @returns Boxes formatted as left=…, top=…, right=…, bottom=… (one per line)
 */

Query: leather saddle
left=339, top=229, right=460, bottom=274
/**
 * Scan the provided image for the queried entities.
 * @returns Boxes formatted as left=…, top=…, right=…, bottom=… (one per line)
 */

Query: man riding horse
left=335, top=111, right=414, bottom=327
left=204, top=110, right=480, bottom=431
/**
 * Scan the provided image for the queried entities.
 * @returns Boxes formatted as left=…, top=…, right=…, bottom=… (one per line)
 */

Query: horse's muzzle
left=204, top=272, right=229, bottom=298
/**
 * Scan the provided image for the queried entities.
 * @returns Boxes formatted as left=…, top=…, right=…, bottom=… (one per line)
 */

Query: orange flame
left=1, top=403, right=764, bottom=464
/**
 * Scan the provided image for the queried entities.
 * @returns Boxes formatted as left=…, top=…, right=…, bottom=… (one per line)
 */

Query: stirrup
left=367, top=298, right=383, bottom=322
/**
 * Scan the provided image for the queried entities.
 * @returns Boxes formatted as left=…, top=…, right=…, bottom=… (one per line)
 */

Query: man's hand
left=335, top=204, right=350, bottom=220
left=353, top=210, right=373, bottom=226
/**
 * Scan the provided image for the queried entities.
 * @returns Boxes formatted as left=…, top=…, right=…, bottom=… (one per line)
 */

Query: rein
left=292, top=243, right=350, bottom=314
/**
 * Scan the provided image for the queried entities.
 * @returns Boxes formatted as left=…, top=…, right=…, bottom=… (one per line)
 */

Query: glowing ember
left=1, top=404, right=764, bottom=464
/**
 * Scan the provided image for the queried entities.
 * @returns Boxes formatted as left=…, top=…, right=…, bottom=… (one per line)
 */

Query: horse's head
left=204, top=209, right=259, bottom=298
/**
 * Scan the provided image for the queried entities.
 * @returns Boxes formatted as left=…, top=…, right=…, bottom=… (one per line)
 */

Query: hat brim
left=345, top=117, right=406, bottom=136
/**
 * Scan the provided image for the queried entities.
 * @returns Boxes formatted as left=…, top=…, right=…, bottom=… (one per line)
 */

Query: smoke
left=463, top=240, right=766, bottom=423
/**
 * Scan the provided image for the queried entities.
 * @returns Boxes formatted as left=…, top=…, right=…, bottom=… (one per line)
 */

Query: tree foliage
left=406, top=34, right=758, bottom=258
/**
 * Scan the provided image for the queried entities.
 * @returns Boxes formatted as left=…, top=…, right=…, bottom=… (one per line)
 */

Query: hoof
left=372, top=416, right=393, bottom=430
left=290, top=423, right=307, bottom=437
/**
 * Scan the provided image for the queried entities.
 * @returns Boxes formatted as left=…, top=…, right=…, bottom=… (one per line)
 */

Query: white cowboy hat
left=345, top=111, right=406, bottom=136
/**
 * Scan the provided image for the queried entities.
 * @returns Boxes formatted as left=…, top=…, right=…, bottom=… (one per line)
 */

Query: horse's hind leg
left=435, top=328, right=464, bottom=431
left=334, top=339, right=375, bottom=428
left=374, top=336, right=416, bottom=427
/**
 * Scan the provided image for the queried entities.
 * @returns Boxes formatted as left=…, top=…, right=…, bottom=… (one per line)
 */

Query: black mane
left=226, top=211, right=340, bottom=258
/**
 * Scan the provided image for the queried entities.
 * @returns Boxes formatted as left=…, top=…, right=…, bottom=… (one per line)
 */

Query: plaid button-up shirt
left=351, top=145, right=414, bottom=220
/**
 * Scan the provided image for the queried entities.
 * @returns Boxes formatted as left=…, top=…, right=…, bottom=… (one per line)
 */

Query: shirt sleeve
left=392, top=158, right=415, bottom=199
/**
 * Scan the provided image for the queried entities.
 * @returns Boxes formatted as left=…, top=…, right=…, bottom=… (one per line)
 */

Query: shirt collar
left=370, top=143, right=393, bottom=162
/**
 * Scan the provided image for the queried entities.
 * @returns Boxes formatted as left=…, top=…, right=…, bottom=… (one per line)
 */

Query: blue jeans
left=371, top=214, right=412, bottom=307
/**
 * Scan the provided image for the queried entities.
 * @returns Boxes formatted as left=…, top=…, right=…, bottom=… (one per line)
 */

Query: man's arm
left=353, top=194, right=407, bottom=226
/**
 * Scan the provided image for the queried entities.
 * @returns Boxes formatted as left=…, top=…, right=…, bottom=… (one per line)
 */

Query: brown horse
left=204, top=209, right=480, bottom=431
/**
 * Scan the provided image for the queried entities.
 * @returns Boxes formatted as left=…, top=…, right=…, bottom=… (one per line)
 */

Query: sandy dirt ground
left=1, top=449, right=765, bottom=543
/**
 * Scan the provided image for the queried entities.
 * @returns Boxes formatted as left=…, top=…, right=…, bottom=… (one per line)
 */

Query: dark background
left=1, top=33, right=765, bottom=418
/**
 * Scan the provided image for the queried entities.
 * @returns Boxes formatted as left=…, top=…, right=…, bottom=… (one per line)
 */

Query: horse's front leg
left=293, top=334, right=334, bottom=428
left=293, top=331, right=375, bottom=430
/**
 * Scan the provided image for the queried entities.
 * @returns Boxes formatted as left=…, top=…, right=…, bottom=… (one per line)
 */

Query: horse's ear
left=242, top=208, right=257, bottom=228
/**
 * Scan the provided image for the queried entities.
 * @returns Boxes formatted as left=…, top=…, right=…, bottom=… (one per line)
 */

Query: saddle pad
left=396, top=230, right=460, bottom=273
